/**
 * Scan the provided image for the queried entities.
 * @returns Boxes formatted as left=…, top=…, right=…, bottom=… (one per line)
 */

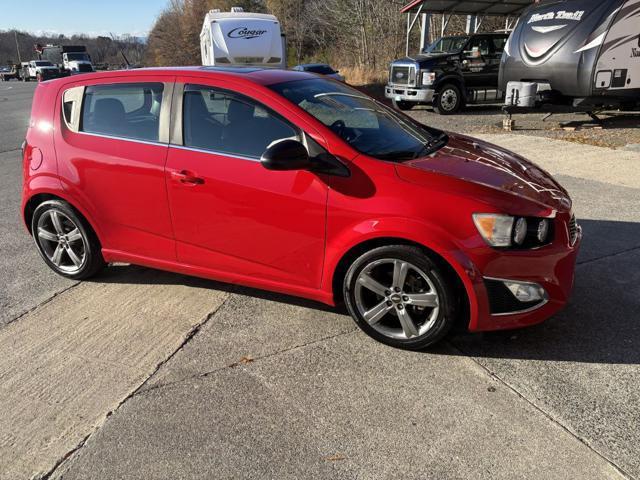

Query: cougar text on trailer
left=501, top=0, right=640, bottom=112
left=200, top=7, right=286, bottom=68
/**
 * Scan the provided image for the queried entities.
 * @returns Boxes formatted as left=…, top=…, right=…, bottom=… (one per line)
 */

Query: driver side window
left=466, top=37, right=491, bottom=56
left=182, top=84, right=299, bottom=159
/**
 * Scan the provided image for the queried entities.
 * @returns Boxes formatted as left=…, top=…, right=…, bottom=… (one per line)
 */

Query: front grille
left=77, top=64, right=93, bottom=72
left=484, top=279, right=545, bottom=315
left=568, top=215, right=578, bottom=246
left=390, top=66, right=415, bottom=86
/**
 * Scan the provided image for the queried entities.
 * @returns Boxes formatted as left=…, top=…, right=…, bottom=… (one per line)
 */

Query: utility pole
left=14, top=31, right=22, bottom=63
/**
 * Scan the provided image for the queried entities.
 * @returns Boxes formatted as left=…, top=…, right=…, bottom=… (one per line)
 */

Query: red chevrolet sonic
left=21, top=67, right=581, bottom=350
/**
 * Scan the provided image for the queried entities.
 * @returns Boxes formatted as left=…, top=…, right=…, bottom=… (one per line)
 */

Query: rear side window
left=182, top=84, right=298, bottom=159
left=81, top=83, right=164, bottom=142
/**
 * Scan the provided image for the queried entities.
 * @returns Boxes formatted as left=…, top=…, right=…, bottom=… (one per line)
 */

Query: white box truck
left=200, top=7, right=286, bottom=68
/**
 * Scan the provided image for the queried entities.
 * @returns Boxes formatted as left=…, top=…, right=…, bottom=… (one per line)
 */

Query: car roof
left=53, top=66, right=316, bottom=87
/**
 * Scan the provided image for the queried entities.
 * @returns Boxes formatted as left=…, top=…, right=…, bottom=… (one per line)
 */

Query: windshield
left=269, top=78, right=447, bottom=161
left=66, top=53, right=90, bottom=61
left=306, top=65, right=336, bottom=75
left=425, top=36, right=469, bottom=54
left=34, top=61, right=53, bottom=66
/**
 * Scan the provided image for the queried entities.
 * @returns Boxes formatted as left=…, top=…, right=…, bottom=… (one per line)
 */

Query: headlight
left=473, top=214, right=514, bottom=247
left=513, top=218, right=528, bottom=245
left=473, top=214, right=554, bottom=248
left=422, top=71, right=436, bottom=86
left=537, top=219, right=549, bottom=243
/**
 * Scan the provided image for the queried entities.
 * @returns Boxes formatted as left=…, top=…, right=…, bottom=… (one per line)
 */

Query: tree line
left=0, top=30, right=146, bottom=68
left=146, top=0, right=510, bottom=80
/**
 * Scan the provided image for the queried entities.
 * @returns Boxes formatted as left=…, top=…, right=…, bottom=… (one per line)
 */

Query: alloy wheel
left=354, top=258, right=440, bottom=340
left=36, top=209, right=87, bottom=274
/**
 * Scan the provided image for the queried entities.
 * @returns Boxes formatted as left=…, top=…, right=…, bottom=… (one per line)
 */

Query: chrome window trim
left=170, top=144, right=261, bottom=163
left=483, top=276, right=549, bottom=317
left=75, top=130, right=168, bottom=148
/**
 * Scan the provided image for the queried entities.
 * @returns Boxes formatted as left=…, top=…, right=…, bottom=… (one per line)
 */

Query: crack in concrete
left=2, top=282, right=81, bottom=330
left=449, top=340, right=634, bottom=480
left=0, top=147, right=20, bottom=154
left=39, top=297, right=230, bottom=480
left=133, top=327, right=361, bottom=398
left=577, top=244, right=640, bottom=266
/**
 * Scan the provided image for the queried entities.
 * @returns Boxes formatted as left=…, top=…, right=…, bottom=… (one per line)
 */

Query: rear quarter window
left=80, top=83, right=164, bottom=142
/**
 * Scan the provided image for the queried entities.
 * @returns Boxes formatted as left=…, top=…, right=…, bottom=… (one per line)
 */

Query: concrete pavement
left=0, top=82, right=638, bottom=479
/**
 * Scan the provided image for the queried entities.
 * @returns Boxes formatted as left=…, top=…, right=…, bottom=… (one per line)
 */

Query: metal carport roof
left=400, top=0, right=536, bottom=16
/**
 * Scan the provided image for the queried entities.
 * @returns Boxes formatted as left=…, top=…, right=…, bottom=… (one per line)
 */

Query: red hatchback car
left=22, top=67, right=581, bottom=349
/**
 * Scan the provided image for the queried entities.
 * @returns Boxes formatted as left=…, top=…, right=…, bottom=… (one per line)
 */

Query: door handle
left=171, top=170, right=204, bottom=185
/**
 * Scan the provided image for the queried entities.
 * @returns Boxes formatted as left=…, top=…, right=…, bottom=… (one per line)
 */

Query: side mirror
left=261, top=139, right=312, bottom=171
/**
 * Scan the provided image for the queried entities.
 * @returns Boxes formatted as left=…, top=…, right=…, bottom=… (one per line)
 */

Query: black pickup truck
left=385, top=32, right=509, bottom=114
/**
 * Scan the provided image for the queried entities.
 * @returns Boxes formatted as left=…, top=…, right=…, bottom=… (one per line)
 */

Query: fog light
left=504, top=281, right=547, bottom=303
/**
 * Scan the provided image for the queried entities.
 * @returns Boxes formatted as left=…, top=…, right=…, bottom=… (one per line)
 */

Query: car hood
left=394, top=53, right=453, bottom=67
left=396, top=133, right=572, bottom=212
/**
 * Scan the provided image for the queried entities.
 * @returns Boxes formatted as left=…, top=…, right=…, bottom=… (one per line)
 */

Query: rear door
left=164, top=77, right=329, bottom=289
left=55, top=77, right=176, bottom=260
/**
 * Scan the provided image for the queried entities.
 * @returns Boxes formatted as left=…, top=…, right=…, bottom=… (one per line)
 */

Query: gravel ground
left=410, top=104, right=640, bottom=150
left=359, top=85, right=640, bottom=150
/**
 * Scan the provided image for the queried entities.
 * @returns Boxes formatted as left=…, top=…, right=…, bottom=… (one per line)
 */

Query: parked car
left=21, top=67, right=580, bottom=350
left=21, top=60, right=64, bottom=82
left=386, top=32, right=509, bottom=114
left=292, top=63, right=345, bottom=82
left=0, top=65, right=20, bottom=81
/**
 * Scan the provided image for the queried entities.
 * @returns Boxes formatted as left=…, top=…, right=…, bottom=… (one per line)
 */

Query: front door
left=461, top=36, right=494, bottom=88
left=165, top=82, right=328, bottom=289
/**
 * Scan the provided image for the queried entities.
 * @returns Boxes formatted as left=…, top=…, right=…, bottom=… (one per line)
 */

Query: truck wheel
left=392, top=99, right=414, bottom=111
left=434, top=84, right=462, bottom=115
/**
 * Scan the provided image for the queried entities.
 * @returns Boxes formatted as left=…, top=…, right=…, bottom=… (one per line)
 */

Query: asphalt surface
left=1, top=81, right=639, bottom=479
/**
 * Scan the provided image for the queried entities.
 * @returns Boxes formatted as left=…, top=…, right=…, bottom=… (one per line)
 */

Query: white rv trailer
left=200, top=7, right=286, bottom=68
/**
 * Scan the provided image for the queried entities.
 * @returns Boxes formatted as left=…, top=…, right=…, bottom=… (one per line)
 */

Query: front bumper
left=385, top=84, right=434, bottom=103
left=467, top=215, right=582, bottom=332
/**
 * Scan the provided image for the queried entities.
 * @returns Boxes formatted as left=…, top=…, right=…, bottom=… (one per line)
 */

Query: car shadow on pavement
left=93, top=263, right=341, bottom=314
left=450, top=219, right=640, bottom=365
left=91, top=219, right=640, bottom=365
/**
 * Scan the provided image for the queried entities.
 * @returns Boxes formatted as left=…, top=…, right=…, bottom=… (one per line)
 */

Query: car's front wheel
left=32, top=200, right=105, bottom=280
left=343, top=245, right=455, bottom=350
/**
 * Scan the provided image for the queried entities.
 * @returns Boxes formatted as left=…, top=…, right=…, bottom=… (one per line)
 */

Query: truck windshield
left=66, top=53, right=90, bottom=61
left=425, top=36, right=469, bottom=54
left=269, top=78, right=447, bottom=161
left=34, top=61, right=53, bottom=66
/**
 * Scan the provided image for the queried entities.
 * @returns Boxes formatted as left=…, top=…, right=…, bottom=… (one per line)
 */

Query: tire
left=31, top=200, right=105, bottom=280
left=434, top=83, right=463, bottom=115
left=392, top=99, right=415, bottom=111
left=343, top=245, right=456, bottom=350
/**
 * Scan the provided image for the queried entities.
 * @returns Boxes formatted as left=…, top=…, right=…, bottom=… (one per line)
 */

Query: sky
left=1, top=0, right=170, bottom=37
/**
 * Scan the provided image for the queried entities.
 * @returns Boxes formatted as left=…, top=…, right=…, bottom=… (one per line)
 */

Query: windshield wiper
left=414, top=132, right=449, bottom=158
left=376, top=151, right=419, bottom=161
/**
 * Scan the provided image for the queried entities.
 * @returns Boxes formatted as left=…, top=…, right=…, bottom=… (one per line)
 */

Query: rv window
left=80, top=83, right=164, bottom=142
left=182, top=85, right=298, bottom=158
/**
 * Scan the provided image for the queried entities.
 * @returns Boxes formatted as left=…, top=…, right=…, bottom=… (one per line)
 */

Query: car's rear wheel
left=434, top=83, right=462, bottom=115
left=343, top=245, right=455, bottom=350
left=392, top=99, right=414, bottom=111
left=32, top=200, right=105, bottom=280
